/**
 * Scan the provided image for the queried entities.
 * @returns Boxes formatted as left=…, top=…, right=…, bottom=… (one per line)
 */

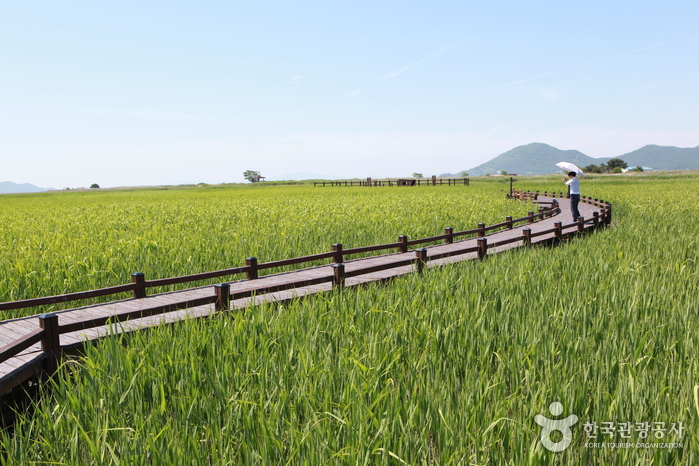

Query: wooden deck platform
left=0, top=196, right=605, bottom=395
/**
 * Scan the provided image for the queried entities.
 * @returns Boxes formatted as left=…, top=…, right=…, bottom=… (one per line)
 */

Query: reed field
left=1, top=173, right=699, bottom=464
left=0, top=182, right=528, bottom=319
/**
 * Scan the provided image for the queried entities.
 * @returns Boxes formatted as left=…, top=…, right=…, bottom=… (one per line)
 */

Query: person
left=564, top=171, right=581, bottom=221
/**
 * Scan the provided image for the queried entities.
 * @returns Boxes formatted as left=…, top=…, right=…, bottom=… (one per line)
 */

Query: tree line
left=583, top=158, right=642, bottom=174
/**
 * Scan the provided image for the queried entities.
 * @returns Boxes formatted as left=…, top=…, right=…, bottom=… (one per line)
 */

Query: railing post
left=477, top=223, right=485, bottom=238
left=246, top=257, right=258, bottom=280
left=593, top=211, right=599, bottom=227
left=332, top=263, right=345, bottom=289
left=523, top=228, right=531, bottom=247
left=39, top=313, right=61, bottom=377
left=415, top=249, right=428, bottom=274
left=506, top=216, right=513, bottom=229
left=477, top=238, right=487, bottom=260
left=528, top=211, right=534, bottom=224
left=131, top=272, right=147, bottom=299
left=577, top=217, right=585, bottom=232
left=444, top=227, right=454, bottom=244
left=432, top=175, right=436, bottom=186
left=546, top=201, right=556, bottom=217
left=606, top=204, right=612, bottom=225
left=332, top=243, right=343, bottom=264
left=398, top=235, right=409, bottom=253
left=554, top=222, right=562, bottom=240
left=214, top=283, right=230, bottom=312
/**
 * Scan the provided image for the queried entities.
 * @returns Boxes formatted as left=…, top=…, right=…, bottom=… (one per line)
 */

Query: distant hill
left=618, top=145, right=699, bottom=171
left=465, top=143, right=608, bottom=176
left=0, top=181, right=53, bottom=194
left=457, top=142, right=699, bottom=176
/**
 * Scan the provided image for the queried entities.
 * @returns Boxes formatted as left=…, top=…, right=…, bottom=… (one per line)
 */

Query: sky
left=1, top=1, right=697, bottom=188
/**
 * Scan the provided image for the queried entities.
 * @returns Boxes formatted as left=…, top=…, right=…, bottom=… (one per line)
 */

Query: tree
left=90, top=183, right=100, bottom=189
left=412, top=172, right=423, bottom=178
left=500, top=170, right=508, bottom=176
left=582, top=164, right=602, bottom=174
left=243, top=170, right=263, bottom=182
left=611, top=166, right=623, bottom=174
left=605, top=158, right=628, bottom=171
left=460, top=171, right=469, bottom=177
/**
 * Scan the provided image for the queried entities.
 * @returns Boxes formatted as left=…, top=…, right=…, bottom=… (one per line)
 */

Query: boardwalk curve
left=0, top=192, right=611, bottom=396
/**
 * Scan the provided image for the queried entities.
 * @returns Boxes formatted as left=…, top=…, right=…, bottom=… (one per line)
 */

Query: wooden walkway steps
left=0, top=194, right=610, bottom=396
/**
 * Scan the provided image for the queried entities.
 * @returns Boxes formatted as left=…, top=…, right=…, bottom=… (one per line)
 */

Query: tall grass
left=1, top=174, right=698, bottom=464
left=0, top=183, right=527, bottom=319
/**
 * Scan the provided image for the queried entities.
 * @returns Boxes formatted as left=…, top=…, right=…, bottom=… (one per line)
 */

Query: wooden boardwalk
left=0, top=195, right=607, bottom=395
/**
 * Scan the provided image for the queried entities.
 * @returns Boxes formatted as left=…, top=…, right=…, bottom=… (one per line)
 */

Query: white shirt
left=565, top=177, right=580, bottom=195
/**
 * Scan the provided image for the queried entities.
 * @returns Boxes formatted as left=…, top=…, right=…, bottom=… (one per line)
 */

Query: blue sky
left=1, top=1, right=697, bottom=188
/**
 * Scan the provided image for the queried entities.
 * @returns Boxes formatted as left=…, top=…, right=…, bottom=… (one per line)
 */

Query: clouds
left=342, top=89, right=362, bottom=99
left=379, top=40, right=464, bottom=81
left=484, top=41, right=673, bottom=94
left=486, top=72, right=556, bottom=92
left=343, top=40, right=465, bottom=97
left=532, top=88, right=561, bottom=101
left=92, top=108, right=193, bottom=120
left=615, top=42, right=672, bottom=58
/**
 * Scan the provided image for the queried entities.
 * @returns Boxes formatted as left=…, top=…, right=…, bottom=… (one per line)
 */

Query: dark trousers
left=570, top=194, right=580, bottom=220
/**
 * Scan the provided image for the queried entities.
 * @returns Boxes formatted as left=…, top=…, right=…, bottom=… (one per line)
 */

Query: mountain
left=465, top=143, right=608, bottom=176
left=617, top=145, right=699, bottom=171
left=461, top=143, right=699, bottom=176
left=0, top=181, right=53, bottom=194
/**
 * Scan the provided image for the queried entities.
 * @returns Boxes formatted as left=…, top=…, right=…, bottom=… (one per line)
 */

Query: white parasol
left=556, top=162, right=584, bottom=176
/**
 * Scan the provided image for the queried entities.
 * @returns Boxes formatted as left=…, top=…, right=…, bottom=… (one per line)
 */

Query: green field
left=0, top=182, right=528, bottom=319
left=1, top=174, right=698, bottom=464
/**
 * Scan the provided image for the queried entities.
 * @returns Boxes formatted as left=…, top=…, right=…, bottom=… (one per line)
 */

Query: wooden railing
left=0, top=200, right=569, bottom=314
left=0, top=193, right=611, bottom=386
left=314, top=176, right=469, bottom=187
